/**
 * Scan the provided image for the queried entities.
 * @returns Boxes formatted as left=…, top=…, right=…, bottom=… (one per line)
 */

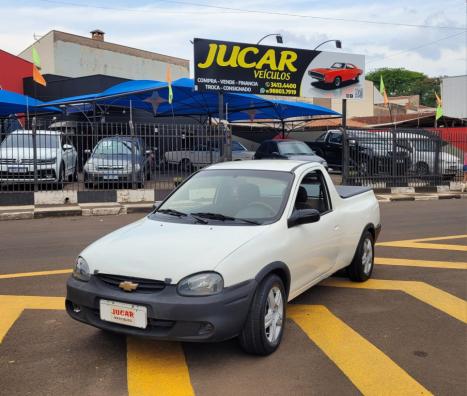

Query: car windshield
left=94, top=139, right=139, bottom=156
left=330, top=62, right=345, bottom=69
left=152, top=169, right=293, bottom=224
left=278, top=142, right=314, bottom=155
left=0, top=132, right=59, bottom=149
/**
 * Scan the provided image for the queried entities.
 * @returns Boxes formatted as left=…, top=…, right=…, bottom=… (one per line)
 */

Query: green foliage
left=366, top=68, right=440, bottom=107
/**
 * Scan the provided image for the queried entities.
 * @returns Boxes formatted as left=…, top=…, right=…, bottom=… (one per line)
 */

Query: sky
left=0, top=0, right=466, bottom=77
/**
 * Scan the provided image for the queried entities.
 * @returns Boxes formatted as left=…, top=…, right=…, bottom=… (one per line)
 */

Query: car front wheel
left=239, top=274, right=285, bottom=355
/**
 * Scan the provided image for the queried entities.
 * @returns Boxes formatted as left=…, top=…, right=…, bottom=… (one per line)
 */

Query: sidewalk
left=0, top=192, right=465, bottom=221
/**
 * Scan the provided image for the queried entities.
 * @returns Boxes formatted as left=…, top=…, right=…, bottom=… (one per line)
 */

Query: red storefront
left=0, top=49, right=33, bottom=94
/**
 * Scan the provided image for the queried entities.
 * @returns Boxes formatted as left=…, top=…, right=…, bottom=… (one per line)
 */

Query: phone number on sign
left=265, top=88, right=297, bottom=95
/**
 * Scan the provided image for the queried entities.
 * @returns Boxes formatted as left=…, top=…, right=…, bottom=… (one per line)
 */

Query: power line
left=367, top=31, right=466, bottom=64
left=36, top=0, right=467, bottom=31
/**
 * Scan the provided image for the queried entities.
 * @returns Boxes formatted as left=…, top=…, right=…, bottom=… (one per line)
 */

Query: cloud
left=0, top=0, right=465, bottom=76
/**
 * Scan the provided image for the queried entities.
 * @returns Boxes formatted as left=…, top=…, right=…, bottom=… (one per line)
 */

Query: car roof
left=207, top=160, right=314, bottom=172
left=262, top=139, right=303, bottom=144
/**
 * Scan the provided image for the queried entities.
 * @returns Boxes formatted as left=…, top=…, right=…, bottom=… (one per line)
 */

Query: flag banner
left=166, top=65, right=173, bottom=104
left=33, top=65, right=46, bottom=86
left=32, top=47, right=41, bottom=69
left=435, top=92, right=443, bottom=120
left=194, top=38, right=365, bottom=99
left=379, top=75, right=389, bottom=105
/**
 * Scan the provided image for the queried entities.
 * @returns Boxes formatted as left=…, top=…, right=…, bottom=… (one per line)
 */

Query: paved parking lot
left=0, top=200, right=466, bottom=395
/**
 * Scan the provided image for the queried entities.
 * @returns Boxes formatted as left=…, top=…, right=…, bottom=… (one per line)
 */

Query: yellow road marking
left=375, top=257, right=467, bottom=270
left=321, top=278, right=467, bottom=323
left=377, top=234, right=467, bottom=251
left=0, top=269, right=72, bottom=279
left=127, top=337, right=194, bottom=396
left=289, top=305, right=432, bottom=395
left=0, top=295, right=64, bottom=343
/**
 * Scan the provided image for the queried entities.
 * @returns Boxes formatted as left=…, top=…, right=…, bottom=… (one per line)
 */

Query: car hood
left=285, top=154, right=326, bottom=163
left=441, top=153, right=461, bottom=163
left=310, top=68, right=333, bottom=73
left=81, top=217, right=267, bottom=283
left=0, top=147, right=59, bottom=160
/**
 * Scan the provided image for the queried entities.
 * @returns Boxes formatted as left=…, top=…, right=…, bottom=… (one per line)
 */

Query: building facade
left=441, top=75, right=467, bottom=120
left=0, top=49, right=33, bottom=94
left=18, top=30, right=189, bottom=81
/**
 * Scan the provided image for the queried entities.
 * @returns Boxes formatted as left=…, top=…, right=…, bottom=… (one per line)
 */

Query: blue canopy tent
left=0, top=90, right=61, bottom=117
left=39, top=78, right=341, bottom=129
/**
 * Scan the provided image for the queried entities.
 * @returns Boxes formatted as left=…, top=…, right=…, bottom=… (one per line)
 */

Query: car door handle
left=334, top=225, right=340, bottom=231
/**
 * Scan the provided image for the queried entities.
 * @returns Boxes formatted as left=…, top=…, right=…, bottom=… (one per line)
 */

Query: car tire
left=239, top=274, right=286, bottom=356
left=57, top=163, right=65, bottom=188
left=347, top=230, right=374, bottom=282
left=415, top=162, right=430, bottom=175
left=333, top=77, right=342, bottom=88
left=179, top=158, right=192, bottom=173
left=355, top=74, right=360, bottom=82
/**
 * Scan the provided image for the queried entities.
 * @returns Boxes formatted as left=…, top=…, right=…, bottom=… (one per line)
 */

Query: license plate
left=99, top=299, right=147, bottom=329
left=103, top=175, right=119, bottom=180
left=8, top=166, right=28, bottom=173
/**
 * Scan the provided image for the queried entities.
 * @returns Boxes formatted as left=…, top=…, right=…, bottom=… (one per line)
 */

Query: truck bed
left=335, top=185, right=372, bottom=199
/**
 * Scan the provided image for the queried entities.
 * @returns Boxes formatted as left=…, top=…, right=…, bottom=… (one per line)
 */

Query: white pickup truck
left=66, top=160, right=381, bottom=355
left=164, top=140, right=255, bottom=171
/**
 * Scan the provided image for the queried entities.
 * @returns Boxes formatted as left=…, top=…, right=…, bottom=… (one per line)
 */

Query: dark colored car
left=307, top=130, right=411, bottom=175
left=254, top=139, right=328, bottom=169
left=83, top=136, right=153, bottom=187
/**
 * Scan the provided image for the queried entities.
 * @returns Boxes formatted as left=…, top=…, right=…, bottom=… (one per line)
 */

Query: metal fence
left=342, top=128, right=466, bottom=187
left=0, top=118, right=227, bottom=201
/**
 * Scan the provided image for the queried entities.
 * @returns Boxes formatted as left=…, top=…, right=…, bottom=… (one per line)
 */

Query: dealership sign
left=194, top=38, right=365, bottom=100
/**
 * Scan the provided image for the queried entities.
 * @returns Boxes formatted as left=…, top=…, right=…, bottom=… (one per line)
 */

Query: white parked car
left=395, top=132, right=463, bottom=178
left=164, top=140, right=255, bottom=171
left=0, top=129, right=77, bottom=183
left=66, top=160, right=380, bottom=355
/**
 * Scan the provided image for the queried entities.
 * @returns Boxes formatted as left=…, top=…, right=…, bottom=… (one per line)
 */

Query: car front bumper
left=66, top=276, right=257, bottom=342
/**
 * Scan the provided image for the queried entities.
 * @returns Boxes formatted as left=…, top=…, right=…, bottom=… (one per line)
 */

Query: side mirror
left=63, top=144, right=73, bottom=151
left=287, top=209, right=320, bottom=228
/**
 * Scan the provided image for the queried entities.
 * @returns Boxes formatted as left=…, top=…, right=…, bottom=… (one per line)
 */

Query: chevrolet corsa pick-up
left=66, top=160, right=381, bottom=355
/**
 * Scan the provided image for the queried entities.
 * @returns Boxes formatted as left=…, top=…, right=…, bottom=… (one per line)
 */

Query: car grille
left=308, top=71, right=324, bottom=79
left=95, top=273, right=166, bottom=293
left=98, top=165, right=125, bottom=170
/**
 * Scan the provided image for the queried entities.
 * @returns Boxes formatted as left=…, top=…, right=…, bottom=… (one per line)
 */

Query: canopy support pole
left=282, top=120, right=285, bottom=139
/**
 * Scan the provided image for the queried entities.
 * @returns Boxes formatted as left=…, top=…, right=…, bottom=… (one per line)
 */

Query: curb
left=0, top=193, right=465, bottom=221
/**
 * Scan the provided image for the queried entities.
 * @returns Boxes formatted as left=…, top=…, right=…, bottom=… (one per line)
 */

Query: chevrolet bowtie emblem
left=119, top=281, right=139, bottom=292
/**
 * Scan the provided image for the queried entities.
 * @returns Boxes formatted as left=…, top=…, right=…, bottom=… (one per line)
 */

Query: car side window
left=328, top=132, right=342, bottom=144
left=346, top=64, right=355, bottom=69
left=268, top=142, right=278, bottom=153
left=316, top=133, right=327, bottom=142
left=232, top=141, right=245, bottom=152
left=256, top=142, right=267, bottom=154
left=294, top=170, right=331, bottom=214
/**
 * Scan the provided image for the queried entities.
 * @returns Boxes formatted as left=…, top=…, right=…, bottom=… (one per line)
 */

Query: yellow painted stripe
left=0, top=295, right=64, bottom=343
left=321, top=279, right=467, bottom=323
left=0, top=269, right=72, bottom=279
left=375, top=257, right=467, bottom=270
left=289, top=305, right=432, bottom=396
left=377, top=234, right=467, bottom=251
left=377, top=241, right=467, bottom=251
left=410, top=234, right=467, bottom=242
left=127, top=337, right=194, bottom=396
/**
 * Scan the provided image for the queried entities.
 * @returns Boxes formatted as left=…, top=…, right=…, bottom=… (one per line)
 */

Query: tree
left=366, top=68, right=440, bottom=107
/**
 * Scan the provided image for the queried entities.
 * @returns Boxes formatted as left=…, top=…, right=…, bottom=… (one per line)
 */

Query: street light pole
left=313, top=40, right=342, bottom=51
left=257, top=34, right=283, bottom=45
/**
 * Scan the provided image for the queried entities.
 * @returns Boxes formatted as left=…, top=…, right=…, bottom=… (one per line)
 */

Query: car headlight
left=84, top=161, right=94, bottom=172
left=73, top=256, right=90, bottom=282
left=177, top=272, right=223, bottom=296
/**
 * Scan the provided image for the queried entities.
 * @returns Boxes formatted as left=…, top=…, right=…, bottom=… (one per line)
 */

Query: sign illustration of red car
left=308, top=62, right=362, bottom=89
